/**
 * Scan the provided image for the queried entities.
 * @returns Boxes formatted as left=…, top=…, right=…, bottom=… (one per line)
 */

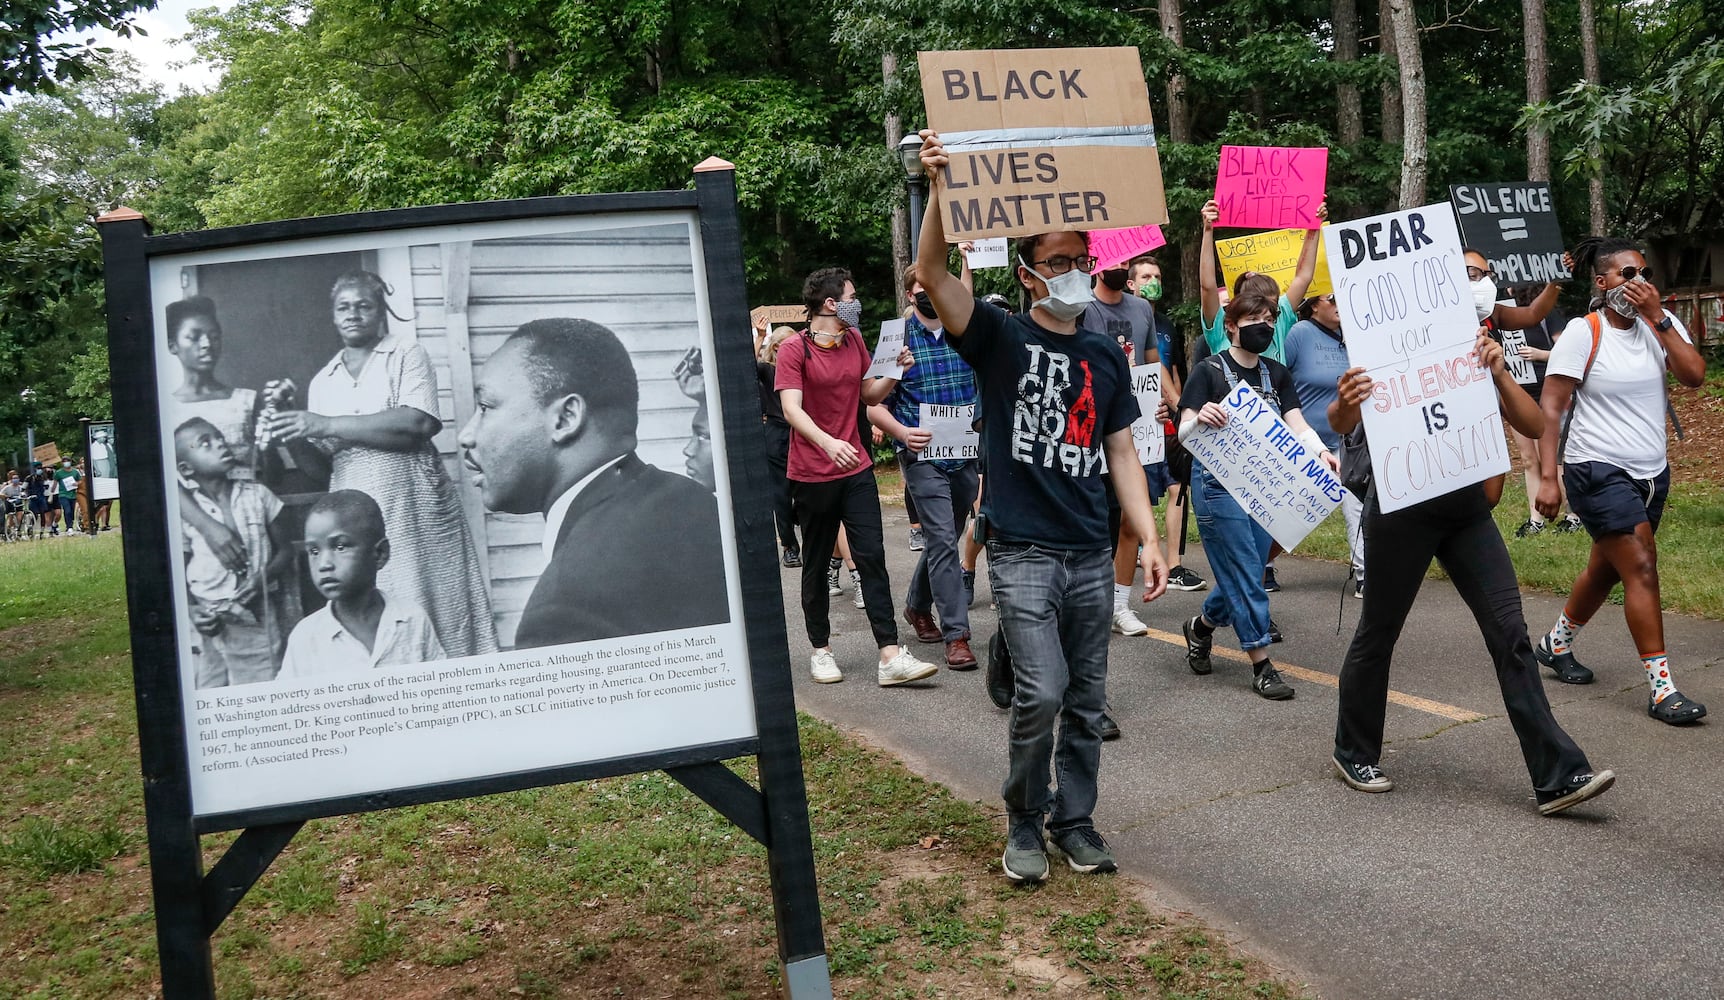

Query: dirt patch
left=1666, top=383, right=1724, bottom=485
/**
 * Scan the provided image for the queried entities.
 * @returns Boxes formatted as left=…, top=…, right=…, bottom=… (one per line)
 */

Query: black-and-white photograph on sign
left=147, top=212, right=757, bottom=818
left=87, top=421, right=120, bottom=500
left=1448, top=181, right=1571, bottom=288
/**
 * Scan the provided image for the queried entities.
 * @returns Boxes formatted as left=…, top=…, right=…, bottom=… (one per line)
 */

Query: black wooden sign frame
left=98, top=165, right=832, bottom=999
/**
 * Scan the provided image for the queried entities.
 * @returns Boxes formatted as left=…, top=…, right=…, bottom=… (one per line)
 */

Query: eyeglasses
left=1607, top=265, right=1652, bottom=282
left=1465, top=266, right=1493, bottom=281
left=1028, top=254, right=1099, bottom=276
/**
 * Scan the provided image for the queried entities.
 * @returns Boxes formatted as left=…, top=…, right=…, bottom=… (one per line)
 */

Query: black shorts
left=1563, top=461, right=1669, bottom=539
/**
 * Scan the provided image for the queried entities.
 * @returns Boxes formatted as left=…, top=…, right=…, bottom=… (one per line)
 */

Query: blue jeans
left=901, top=455, right=979, bottom=641
left=987, top=541, right=1112, bottom=834
left=1191, top=464, right=1274, bottom=651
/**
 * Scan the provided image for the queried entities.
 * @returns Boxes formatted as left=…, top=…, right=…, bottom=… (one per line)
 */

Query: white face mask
left=1470, top=276, right=1497, bottom=322
left=1022, top=260, right=1094, bottom=322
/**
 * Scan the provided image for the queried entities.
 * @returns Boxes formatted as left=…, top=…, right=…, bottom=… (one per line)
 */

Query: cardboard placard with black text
left=1449, top=182, right=1571, bottom=288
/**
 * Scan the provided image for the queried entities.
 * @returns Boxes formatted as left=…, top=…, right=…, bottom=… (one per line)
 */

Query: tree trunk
left=1578, top=0, right=1606, bottom=233
left=1524, top=0, right=1550, bottom=180
left=1378, top=0, right=1402, bottom=146
left=883, top=52, right=910, bottom=302
left=1386, top=0, right=1426, bottom=208
left=1335, top=0, right=1363, bottom=145
left=1157, top=0, right=1192, bottom=143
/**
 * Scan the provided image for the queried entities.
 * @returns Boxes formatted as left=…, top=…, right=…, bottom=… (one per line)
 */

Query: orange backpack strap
left=1557, top=312, right=1606, bottom=465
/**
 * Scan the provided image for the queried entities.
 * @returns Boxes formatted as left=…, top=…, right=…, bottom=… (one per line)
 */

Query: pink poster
left=1213, top=146, right=1328, bottom=230
left=1089, top=225, right=1167, bottom=272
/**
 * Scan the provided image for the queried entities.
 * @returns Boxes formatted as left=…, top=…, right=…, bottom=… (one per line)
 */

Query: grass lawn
left=0, top=533, right=1312, bottom=999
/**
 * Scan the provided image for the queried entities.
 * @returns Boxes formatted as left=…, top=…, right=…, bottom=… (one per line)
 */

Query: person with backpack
left=1327, top=330, right=1614, bottom=814
left=1176, top=293, right=1337, bottom=701
left=1532, top=236, right=1708, bottom=726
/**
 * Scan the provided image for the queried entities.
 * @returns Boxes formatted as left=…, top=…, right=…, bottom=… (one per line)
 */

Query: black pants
left=1334, top=485, right=1589, bottom=795
left=792, top=467, right=898, bottom=649
left=764, top=420, right=798, bottom=553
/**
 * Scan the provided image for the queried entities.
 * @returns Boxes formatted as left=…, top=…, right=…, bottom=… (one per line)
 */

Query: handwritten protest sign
left=1129, top=364, right=1166, bottom=465
left=963, top=238, right=1010, bottom=269
left=920, top=404, right=980, bottom=461
left=866, top=319, right=908, bottom=380
left=1216, top=227, right=1333, bottom=297
left=1449, top=182, right=1570, bottom=288
left=750, top=304, right=805, bottom=327
left=1323, top=203, right=1510, bottom=513
left=31, top=441, right=59, bottom=465
left=1178, top=383, right=1344, bottom=550
left=1214, top=146, right=1328, bottom=230
left=1498, top=326, right=1537, bottom=385
left=1092, top=225, right=1167, bottom=272
left=918, top=47, right=1168, bottom=240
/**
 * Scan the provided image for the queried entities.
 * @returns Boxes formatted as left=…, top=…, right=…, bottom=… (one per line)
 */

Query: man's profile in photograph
left=457, top=317, right=730, bottom=647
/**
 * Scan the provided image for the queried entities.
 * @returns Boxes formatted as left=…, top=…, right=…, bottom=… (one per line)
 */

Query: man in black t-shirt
left=914, top=129, right=1168, bottom=885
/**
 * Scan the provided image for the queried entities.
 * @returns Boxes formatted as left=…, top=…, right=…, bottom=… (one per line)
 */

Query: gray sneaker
left=908, top=526, right=925, bottom=551
left=1001, top=822, right=1048, bottom=883
left=1051, top=826, right=1117, bottom=874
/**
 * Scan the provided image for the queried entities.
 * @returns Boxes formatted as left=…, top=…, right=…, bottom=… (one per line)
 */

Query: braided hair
left=1570, top=235, right=1642, bottom=311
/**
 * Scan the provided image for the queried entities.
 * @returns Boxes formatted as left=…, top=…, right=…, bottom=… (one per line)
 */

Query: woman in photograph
left=267, top=269, right=499, bottom=658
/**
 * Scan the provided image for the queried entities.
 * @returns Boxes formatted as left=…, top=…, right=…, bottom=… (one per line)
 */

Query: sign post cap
left=97, top=206, right=146, bottom=224
left=693, top=157, right=736, bottom=173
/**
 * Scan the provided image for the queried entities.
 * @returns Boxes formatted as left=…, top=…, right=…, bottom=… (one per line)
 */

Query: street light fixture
left=897, top=133, right=928, bottom=259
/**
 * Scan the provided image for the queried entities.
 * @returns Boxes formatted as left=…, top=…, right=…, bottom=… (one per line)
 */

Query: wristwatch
left=1654, top=314, right=1675, bottom=333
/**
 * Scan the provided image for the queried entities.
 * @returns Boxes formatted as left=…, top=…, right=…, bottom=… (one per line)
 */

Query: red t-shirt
left=775, top=329, right=869, bottom=483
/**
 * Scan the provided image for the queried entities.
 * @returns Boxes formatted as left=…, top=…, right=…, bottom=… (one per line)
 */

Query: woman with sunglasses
left=1283, top=291, right=1365, bottom=597
left=1533, top=237, right=1708, bottom=725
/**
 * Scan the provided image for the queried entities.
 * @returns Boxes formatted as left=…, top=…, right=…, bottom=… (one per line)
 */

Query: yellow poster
left=1216, top=227, right=1332, bottom=298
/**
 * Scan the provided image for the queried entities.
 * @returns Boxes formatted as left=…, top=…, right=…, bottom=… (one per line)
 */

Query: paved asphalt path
left=782, top=507, right=1723, bottom=1000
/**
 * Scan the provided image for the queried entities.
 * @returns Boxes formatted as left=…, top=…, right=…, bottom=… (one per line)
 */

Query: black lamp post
left=898, top=133, right=927, bottom=261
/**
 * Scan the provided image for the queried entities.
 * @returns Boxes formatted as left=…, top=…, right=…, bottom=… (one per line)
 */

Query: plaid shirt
left=886, top=313, right=978, bottom=471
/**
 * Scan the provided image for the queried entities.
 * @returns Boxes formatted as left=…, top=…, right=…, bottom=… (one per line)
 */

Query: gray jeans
left=900, top=454, right=979, bottom=641
left=988, top=541, right=1112, bottom=834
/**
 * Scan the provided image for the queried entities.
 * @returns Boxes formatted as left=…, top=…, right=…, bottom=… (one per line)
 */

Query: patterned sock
left=1114, top=583, right=1132, bottom=612
left=1643, top=652, right=1676, bottom=704
left=1548, top=610, right=1587, bottom=655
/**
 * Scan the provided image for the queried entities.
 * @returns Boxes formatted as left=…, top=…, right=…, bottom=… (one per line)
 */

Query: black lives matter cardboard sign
left=1449, top=182, right=1571, bottom=288
left=918, top=47, right=1169, bottom=241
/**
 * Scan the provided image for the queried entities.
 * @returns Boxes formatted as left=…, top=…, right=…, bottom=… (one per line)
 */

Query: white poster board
left=963, top=238, right=1010, bottom=270
left=1178, top=383, right=1344, bottom=550
left=1323, top=203, right=1510, bottom=513
left=1499, top=327, right=1537, bottom=385
left=866, top=319, right=908, bottom=379
left=1128, top=364, right=1166, bottom=465
left=919, top=403, right=979, bottom=460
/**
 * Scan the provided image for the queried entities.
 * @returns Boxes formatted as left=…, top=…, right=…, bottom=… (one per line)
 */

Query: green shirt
left=53, top=468, right=80, bottom=498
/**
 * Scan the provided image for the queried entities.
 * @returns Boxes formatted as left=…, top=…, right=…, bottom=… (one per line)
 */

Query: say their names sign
left=1177, top=383, right=1344, bottom=550
left=1449, top=182, right=1571, bottom=288
left=1216, top=227, right=1334, bottom=298
left=1128, top=364, right=1166, bottom=465
left=1323, top=203, right=1510, bottom=513
left=1214, top=146, right=1329, bottom=230
left=920, top=404, right=980, bottom=461
left=918, top=47, right=1168, bottom=240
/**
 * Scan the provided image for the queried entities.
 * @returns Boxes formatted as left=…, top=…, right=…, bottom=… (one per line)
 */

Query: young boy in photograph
left=279, top=490, right=443, bottom=677
left=175, top=417, right=294, bottom=686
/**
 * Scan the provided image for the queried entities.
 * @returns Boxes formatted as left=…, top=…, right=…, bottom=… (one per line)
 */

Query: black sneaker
left=985, top=631, right=1014, bottom=710
left=1182, top=616, right=1213, bottom=675
left=1002, top=821, right=1048, bottom=883
left=1332, top=754, right=1393, bottom=793
left=1534, top=635, right=1594, bottom=685
left=1050, top=826, right=1116, bottom=874
left=1514, top=519, right=1545, bottom=539
left=1262, top=567, right=1281, bottom=592
left=1268, top=618, right=1284, bottom=643
left=1253, top=662, right=1294, bottom=700
left=962, top=569, right=976, bottom=608
left=1099, top=712, right=1121, bottom=741
left=1554, top=514, right=1584, bottom=534
left=782, top=548, right=802, bottom=568
left=1167, top=565, right=1209, bottom=591
left=1352, top=578, right=1365, bottom=600
left=1648, top=691, right=1707, bottom=726
left=1537, top=770, right=1616, bottom=816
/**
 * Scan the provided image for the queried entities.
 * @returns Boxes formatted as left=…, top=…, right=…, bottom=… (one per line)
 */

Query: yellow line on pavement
left=1138, top=627, right=1486, bottom=724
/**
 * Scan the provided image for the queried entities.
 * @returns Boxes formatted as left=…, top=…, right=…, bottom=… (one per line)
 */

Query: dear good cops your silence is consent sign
left=919, top=47, right=1168, bottom=241
left=1323, top=203, right=1510, bottom=514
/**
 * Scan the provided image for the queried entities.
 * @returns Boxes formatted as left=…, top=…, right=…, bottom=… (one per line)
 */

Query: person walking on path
left=1328, top=332, right=1615, bottom=815
left=777, top=266, right=939, bottom=688
left=1533, top=236, right=1709, bottom=726
left=1128, top=255, right=1206, bottom=593
left=1283, top=293, right=1365, bottom=597
left=915, top=130, right=1168, bottom=885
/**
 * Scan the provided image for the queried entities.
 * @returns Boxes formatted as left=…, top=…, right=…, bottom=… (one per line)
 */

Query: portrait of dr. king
left=458, top=318, right=731, bottom=647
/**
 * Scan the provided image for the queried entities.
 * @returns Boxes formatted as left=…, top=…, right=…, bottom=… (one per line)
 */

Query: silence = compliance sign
left=1323, top=202, right=1510, bottom=513
left=918, top=46, right=1168, bottom=241
left=1449, top=181, right=1571, bottom=288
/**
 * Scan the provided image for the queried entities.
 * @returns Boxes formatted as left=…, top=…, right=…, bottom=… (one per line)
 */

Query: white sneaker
left=1111, top=607, right=1149, bottom=636
left=878, top=650, right=938, bottom=686
left=810, top=649, right=843, bottom=684
left=851, top=570, right=867, bottom=610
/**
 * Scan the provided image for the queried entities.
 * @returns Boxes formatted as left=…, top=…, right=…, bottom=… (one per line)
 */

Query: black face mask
left=1237, top=322, right=1274, bottom=354
left=1098, top=269, right=1129, bottom=292
left=913, top=291, right=937, bottom=319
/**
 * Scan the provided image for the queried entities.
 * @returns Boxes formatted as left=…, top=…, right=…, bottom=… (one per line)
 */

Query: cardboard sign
left=31, top=441, right=59, bottom=465
left=1498, top=327, right=1537, bottom=385
left=919, top=403, right=980, bottom=460
left=918, top=47, right=1168, bottom=240
left=1128, top=364, right=1166, bottom=466
left=1092, top=225, right=1167, bottom=272
left=1323, top=203, right=1511, bottom=513
left=866, top=319, right=908, bottom=379
left=1449, top=182, right=1571, bottom=288
left=964, top=238, right=1010, bottom=269
left=1178, top=383, right=1344, bottom=550
left=1216, top=227, right=1333, bottom=298
left=751, top=304, right=806, bottom=327
left=1214, top=146, right=1329, bottom=230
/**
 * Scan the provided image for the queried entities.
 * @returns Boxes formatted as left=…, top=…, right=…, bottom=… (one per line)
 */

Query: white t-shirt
left=1547, top=311, right=1690, bottom=479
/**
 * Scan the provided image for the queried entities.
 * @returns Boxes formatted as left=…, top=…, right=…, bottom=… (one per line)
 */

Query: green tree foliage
left=0, top=0, right=157, bottom=94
